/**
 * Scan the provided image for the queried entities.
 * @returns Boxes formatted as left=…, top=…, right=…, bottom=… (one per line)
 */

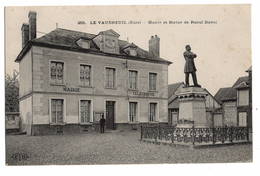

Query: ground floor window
left=238, top=112, right=247, bottom=127
left=80, top=100, right=91, bottom=123
left=129, top=102, right=137, bottom=122
left=51, top=99, right=64, bottom=124
left=149, top=103, right=157, bottom=122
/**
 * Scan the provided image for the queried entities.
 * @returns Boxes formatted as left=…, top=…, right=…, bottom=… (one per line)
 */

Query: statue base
left=176, top=86, right=208, bottom=128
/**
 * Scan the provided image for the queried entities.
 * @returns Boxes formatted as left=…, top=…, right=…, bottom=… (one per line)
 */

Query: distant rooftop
left=168, top=82, right=184, bottom=98
left=214, top=87, right=237, bottom=103
left=232, top=76, right=249, bottom=89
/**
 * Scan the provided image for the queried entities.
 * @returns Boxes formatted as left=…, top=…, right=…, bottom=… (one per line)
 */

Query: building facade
left=16, top=12, right=171, bottom=135
left=234, top=74, right=252, bottom=128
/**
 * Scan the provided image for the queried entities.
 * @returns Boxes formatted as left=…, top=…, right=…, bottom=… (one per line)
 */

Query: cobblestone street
left=6, top=130, right=252, bottom=165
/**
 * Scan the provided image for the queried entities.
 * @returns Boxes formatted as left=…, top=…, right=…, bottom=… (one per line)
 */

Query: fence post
left=158, top=125, right=161, bottom=140
left=230, top=126, right=233, bottom=143
left=247, top=127, right=250, bottom=142
left=154, top=126, right=156, bottom=142
left=192, top=125, right=195, bottom=145
left=212, top=127, right=215, bottom=144
left=140, top=125, right=143, bottom=140
left=222, top=127, right=225, bottom=144
left=155, top=126, right=158, bottom=143
left=171, top=127, right=175, bottom=144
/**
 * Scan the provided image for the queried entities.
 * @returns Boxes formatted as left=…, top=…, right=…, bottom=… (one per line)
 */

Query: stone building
left=168, top=82, right=221, bottom=127
left=214, top=68, right=252, bottom=128
left=15, top=12, right=172, bottom=135
left=214, top=87, right=237, bottom=126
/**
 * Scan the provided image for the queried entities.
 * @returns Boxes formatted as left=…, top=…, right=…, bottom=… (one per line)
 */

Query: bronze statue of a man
left=183, top=45, right=201, bottom=87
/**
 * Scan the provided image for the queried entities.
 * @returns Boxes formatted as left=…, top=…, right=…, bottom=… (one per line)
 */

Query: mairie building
left=16, top=12, right=172, bottom=135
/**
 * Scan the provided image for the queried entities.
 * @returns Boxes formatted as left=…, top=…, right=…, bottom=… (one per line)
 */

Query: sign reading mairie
left=63, top=86, right=80, bottom=92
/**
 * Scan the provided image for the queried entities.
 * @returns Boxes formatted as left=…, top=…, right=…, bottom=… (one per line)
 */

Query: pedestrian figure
left=183, top=45, right=201, bottom=87
left=99, top=114, right=106, bottom=133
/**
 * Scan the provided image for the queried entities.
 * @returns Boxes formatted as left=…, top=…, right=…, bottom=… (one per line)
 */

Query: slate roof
left=15, top=28, right=172, bottom=65
left=232, top=76, right=249, bottom=88
left=168, top=82, right=184, bottom=109
left=168, top=82, right=184, bottom=98
left=214, top=87, right=237, bottom=104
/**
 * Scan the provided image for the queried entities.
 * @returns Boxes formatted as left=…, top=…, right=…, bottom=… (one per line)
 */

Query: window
left=238, top=89, right=249, bottom=106
left=50, top=61, right=64, bottom=84
left=129, top=49, right=137, bottom=56
left=129, top=70, right=138, bottom=89
left=149, top=103, right=157, bottom=122
left=80, top=100, right=91, bottom=123
left=149, top=73, right=157, bottom=91
left=129, top=102, right=137, bottom=122
left=80, top=64, right=91, bottom=86
left=105, top=67, right=116, bottom=88
left=76, top=38, right=90, bottom=49
left=51, top=99, right=64, bottom=124
left=238, top=112, right=247, bottom=127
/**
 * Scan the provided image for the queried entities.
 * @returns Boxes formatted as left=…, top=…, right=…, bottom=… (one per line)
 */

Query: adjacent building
left=214, top=87, right=237, bottom=126
left=214, top=68, right=252, bottom=128
left=16, top=12, right=172, bottom=135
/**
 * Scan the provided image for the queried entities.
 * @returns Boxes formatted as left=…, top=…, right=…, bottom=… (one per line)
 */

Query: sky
left=5, top=5, right=251, bottom=94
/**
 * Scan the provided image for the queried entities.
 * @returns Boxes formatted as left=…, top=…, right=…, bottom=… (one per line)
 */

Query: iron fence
left=141, top=125, right=250, bottom=145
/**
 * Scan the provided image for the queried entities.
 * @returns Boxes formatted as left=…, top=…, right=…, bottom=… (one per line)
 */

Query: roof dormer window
left=122, top=43, right=138, bottom=56
left=76, top=38, right=91, bottom=49
left=129, top=48, right=137, bottom=56
left=92, top=29, right=120, bottom=54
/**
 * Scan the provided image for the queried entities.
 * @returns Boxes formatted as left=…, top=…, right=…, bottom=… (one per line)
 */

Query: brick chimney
left=21, top=23, right=29, bottom=48
left=28, top=11, right=37, bottom=40
left=149, top=35, right=160, bottom=58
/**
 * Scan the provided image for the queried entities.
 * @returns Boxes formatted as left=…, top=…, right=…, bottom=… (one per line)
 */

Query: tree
left=5, top=70, right=19, bottom=112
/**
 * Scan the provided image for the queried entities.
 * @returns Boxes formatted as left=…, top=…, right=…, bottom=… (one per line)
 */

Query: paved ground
left=5, top=130, right=252, bottom=165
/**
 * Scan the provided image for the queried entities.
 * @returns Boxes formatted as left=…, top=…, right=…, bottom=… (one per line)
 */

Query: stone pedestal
left=176, top=86, right=208, bottom=128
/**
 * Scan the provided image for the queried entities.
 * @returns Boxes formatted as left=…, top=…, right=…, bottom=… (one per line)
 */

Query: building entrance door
left=106, top=101, right=115, bottom=129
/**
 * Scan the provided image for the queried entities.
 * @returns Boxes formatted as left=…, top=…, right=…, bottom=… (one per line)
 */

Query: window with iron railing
left=129, top=70, right=138, bottom=90
left=105, top=67, right=116, bottom=88
left=50, top=61, right=64, bottom=84
left=80, top=100, right=91, bottom=123
left=149, top=72, right=157, bottom=91
left=51, top=99, right=64, bottom=124
left=129, top=102, right=137, bottom=122
left=80, top=64, right=91, bottom=87
left=149, top=103, right=157, bottom=122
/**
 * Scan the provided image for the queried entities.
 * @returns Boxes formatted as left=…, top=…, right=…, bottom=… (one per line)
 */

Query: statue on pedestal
left=183, top=45, right=201, bottom=87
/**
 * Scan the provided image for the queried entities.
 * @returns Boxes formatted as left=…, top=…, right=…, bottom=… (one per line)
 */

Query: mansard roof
left=15, top=28, right=172, bottom=65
